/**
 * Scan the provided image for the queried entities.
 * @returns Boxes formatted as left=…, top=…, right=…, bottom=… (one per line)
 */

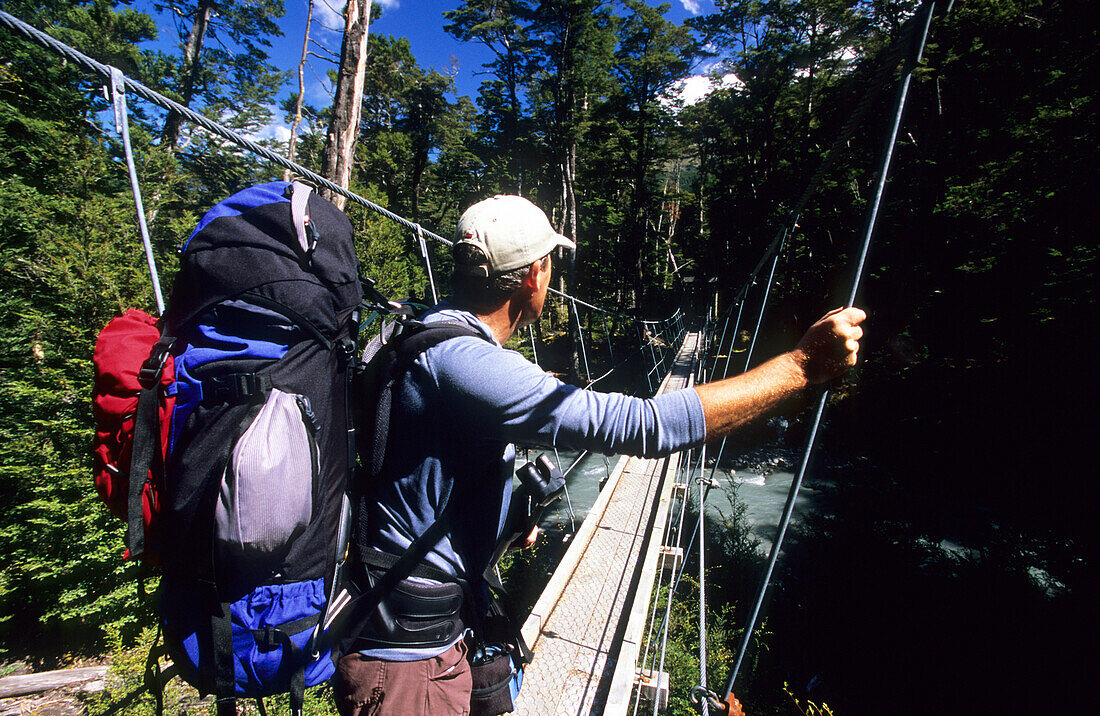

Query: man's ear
left=523, top=259, right=543, bottom=290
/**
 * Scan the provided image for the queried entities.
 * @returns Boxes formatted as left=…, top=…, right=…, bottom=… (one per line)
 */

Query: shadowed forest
left=0, top=0, right=1095, bottom=713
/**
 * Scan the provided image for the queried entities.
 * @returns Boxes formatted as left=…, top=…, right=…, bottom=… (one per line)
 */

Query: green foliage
left=783, top=682, right=834, bottom=716
left=0, top=1, right=1095, bottom=713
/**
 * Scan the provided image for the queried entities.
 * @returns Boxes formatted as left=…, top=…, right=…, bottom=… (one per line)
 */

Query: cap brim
left=554, top=233, right=576, bottom=251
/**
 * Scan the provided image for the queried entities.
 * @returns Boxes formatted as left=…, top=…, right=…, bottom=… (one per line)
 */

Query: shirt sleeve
left=420, top=335, right=706, bottom=458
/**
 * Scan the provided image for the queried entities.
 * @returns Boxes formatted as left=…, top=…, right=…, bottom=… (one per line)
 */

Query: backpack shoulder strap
left=363, top=320, right=489, bottom=479
left=394, top=320, right=489, bottom=367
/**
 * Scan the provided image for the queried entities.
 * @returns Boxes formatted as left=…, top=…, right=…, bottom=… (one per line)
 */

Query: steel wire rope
left=651, top=337, right=718, bottom=715
left=107, top=67, right=164, bottom=314
left=696, top=443, right=709, bottom=716
left=637, top=321, right=654, bottom=394
left=650, top=449, right=716, bottom=714
left=413, top=223, right=439, bottom=304
left=528, top=325, right=539, bottom=365
left=629, top=327, right=703, bottom=714
left=550, top=446, right=578, bottom=533
left=658, top=348, right=714, bottom=716
left=632, top=435, right=702, bottom=716
left=603, top=314, right=615, bottom=363
left=695, top=344, right=711, bottom=716
left=634, top=333, right=710, bottom=715
left=710, top=2, right=939, bottom=706
left=570, top=297, right=592, bottom=383
left=708, top=303, right=735, bottom=378
left=707, top=230, right=787, bottom=484
left=719, top=295, right=748, bottom=380
left=630, top=449, right=690, bottom=715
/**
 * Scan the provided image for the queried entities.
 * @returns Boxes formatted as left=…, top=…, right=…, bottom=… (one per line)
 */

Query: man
left=334, top=195, right=865, bottom=715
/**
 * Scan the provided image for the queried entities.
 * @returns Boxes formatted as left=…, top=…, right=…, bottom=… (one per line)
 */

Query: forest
left=0, top=0, right=1095, bottom=714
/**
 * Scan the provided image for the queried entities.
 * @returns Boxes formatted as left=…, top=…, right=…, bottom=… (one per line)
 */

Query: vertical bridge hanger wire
left=714, top=0, right=941, bottom=705
left=414, top=223, right=439, bottom=305
left=109, top=66, right=164, bottom=315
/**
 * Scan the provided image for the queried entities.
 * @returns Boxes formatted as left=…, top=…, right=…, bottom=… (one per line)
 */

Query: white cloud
left=664, top=72, right=743, bottom=109
left=246, top=110, right=293, bottom=145
left=794, top=46, right=859, bottom=78
left=680, top=0, right=702, bottom=14
left=376, top=0, right=400, bottom=8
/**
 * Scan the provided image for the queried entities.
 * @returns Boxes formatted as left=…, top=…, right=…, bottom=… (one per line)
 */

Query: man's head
left=451, top=195, right=574, bottom=314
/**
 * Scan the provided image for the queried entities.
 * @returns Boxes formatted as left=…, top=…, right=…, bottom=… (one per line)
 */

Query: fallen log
left=0, top=666, right=108, bottom=698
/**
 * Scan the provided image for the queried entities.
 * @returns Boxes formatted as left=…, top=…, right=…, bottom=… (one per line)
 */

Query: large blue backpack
left=156, top=181, right=362, bottom=714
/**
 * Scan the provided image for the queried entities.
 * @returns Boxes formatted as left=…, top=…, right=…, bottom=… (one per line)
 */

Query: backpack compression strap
left=127, top=331, right=174, bottom=559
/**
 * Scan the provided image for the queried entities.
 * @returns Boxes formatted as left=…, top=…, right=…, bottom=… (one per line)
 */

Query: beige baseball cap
left=453, top=195, right=575, bottom=277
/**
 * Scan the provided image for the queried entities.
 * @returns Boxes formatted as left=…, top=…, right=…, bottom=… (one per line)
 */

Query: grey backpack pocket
left=215, top=387, right=319, bottom=560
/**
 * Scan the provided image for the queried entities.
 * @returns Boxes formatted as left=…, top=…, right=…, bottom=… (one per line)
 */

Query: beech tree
left=156, top=0, right=286, bottom=150
left=611, top=0, right=693, bottom=303
left=444, top=0, right=536, bottom=194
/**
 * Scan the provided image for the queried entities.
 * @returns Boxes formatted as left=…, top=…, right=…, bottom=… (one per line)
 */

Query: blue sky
left=137, top=0, right=723, bottom=141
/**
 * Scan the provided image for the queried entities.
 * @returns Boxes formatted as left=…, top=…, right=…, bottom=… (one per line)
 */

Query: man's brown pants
left=333, top=641, right=472, bottom=716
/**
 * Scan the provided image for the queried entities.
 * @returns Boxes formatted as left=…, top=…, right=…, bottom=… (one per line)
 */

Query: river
left=525, top=439, right=830, bottom=556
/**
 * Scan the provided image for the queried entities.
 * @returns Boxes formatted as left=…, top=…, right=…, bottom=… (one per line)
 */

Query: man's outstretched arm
left=695, top=307, right=866, bottom=439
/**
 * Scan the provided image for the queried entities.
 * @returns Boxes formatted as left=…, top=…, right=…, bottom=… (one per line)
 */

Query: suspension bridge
left=0, top=1, right=942, bottom=712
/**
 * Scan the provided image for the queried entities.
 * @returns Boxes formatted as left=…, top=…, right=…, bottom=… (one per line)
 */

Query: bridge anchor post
left=634, top=669, right=669, bottom=711
left=657, top=546, right=683, bottom=575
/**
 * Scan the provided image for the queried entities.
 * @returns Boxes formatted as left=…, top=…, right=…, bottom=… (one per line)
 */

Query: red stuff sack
left=92, top=309, right=175, bottom=561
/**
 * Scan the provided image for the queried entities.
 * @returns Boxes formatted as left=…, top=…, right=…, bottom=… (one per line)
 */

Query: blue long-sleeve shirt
left=363, top=303, right=706, bottom=659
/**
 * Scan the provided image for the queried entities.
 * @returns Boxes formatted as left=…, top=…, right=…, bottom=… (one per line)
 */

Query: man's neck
left=472, top=300, right=526, bottom=346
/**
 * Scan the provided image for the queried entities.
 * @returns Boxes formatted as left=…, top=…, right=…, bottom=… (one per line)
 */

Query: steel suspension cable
left=646, top=331, right=712, bottom=710
left=528, top=325, right=539, bottom=365
left=635, top=335, right=706, bottom=714
left=570, top=298, right=592, bottom=383
left=720, top=295, right=747, bottom=380
left=603, top=314, right=615, bottom=362
left=741, top=230, right=786, bottom=373
left=632, top=444, right=695, bottom=715
left=713, top=2, right=939, bottom=704
left=694, top=340, right=712, bottom=715
left=697, top=451, right=709, bottom=716
left=651, top=454, right=719, bottom=711
left=642, top=447, right=703, bottom=715
left=708, top=304, right=734, bottom=378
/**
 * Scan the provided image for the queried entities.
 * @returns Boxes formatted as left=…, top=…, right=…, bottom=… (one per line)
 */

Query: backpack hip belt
left=349, top=563, right=467, bottom=651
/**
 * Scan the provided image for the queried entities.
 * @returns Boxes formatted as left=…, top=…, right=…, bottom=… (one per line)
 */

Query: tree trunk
left=284, top=0, right=314, bottom=181
left=162, top=0, right=212, bottom=149
left=321, top=0, right=371, bottom=210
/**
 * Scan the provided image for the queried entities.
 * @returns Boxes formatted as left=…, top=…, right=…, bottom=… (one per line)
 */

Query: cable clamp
left=691, top=686, right=737, bottom=714
left=414, top=223, right=429, bottom=258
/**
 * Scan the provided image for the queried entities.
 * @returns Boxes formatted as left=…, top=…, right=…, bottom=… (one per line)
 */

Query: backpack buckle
left=138, top=337, right=173, bottom=389
left=204, top=373, right=272, bottom=405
